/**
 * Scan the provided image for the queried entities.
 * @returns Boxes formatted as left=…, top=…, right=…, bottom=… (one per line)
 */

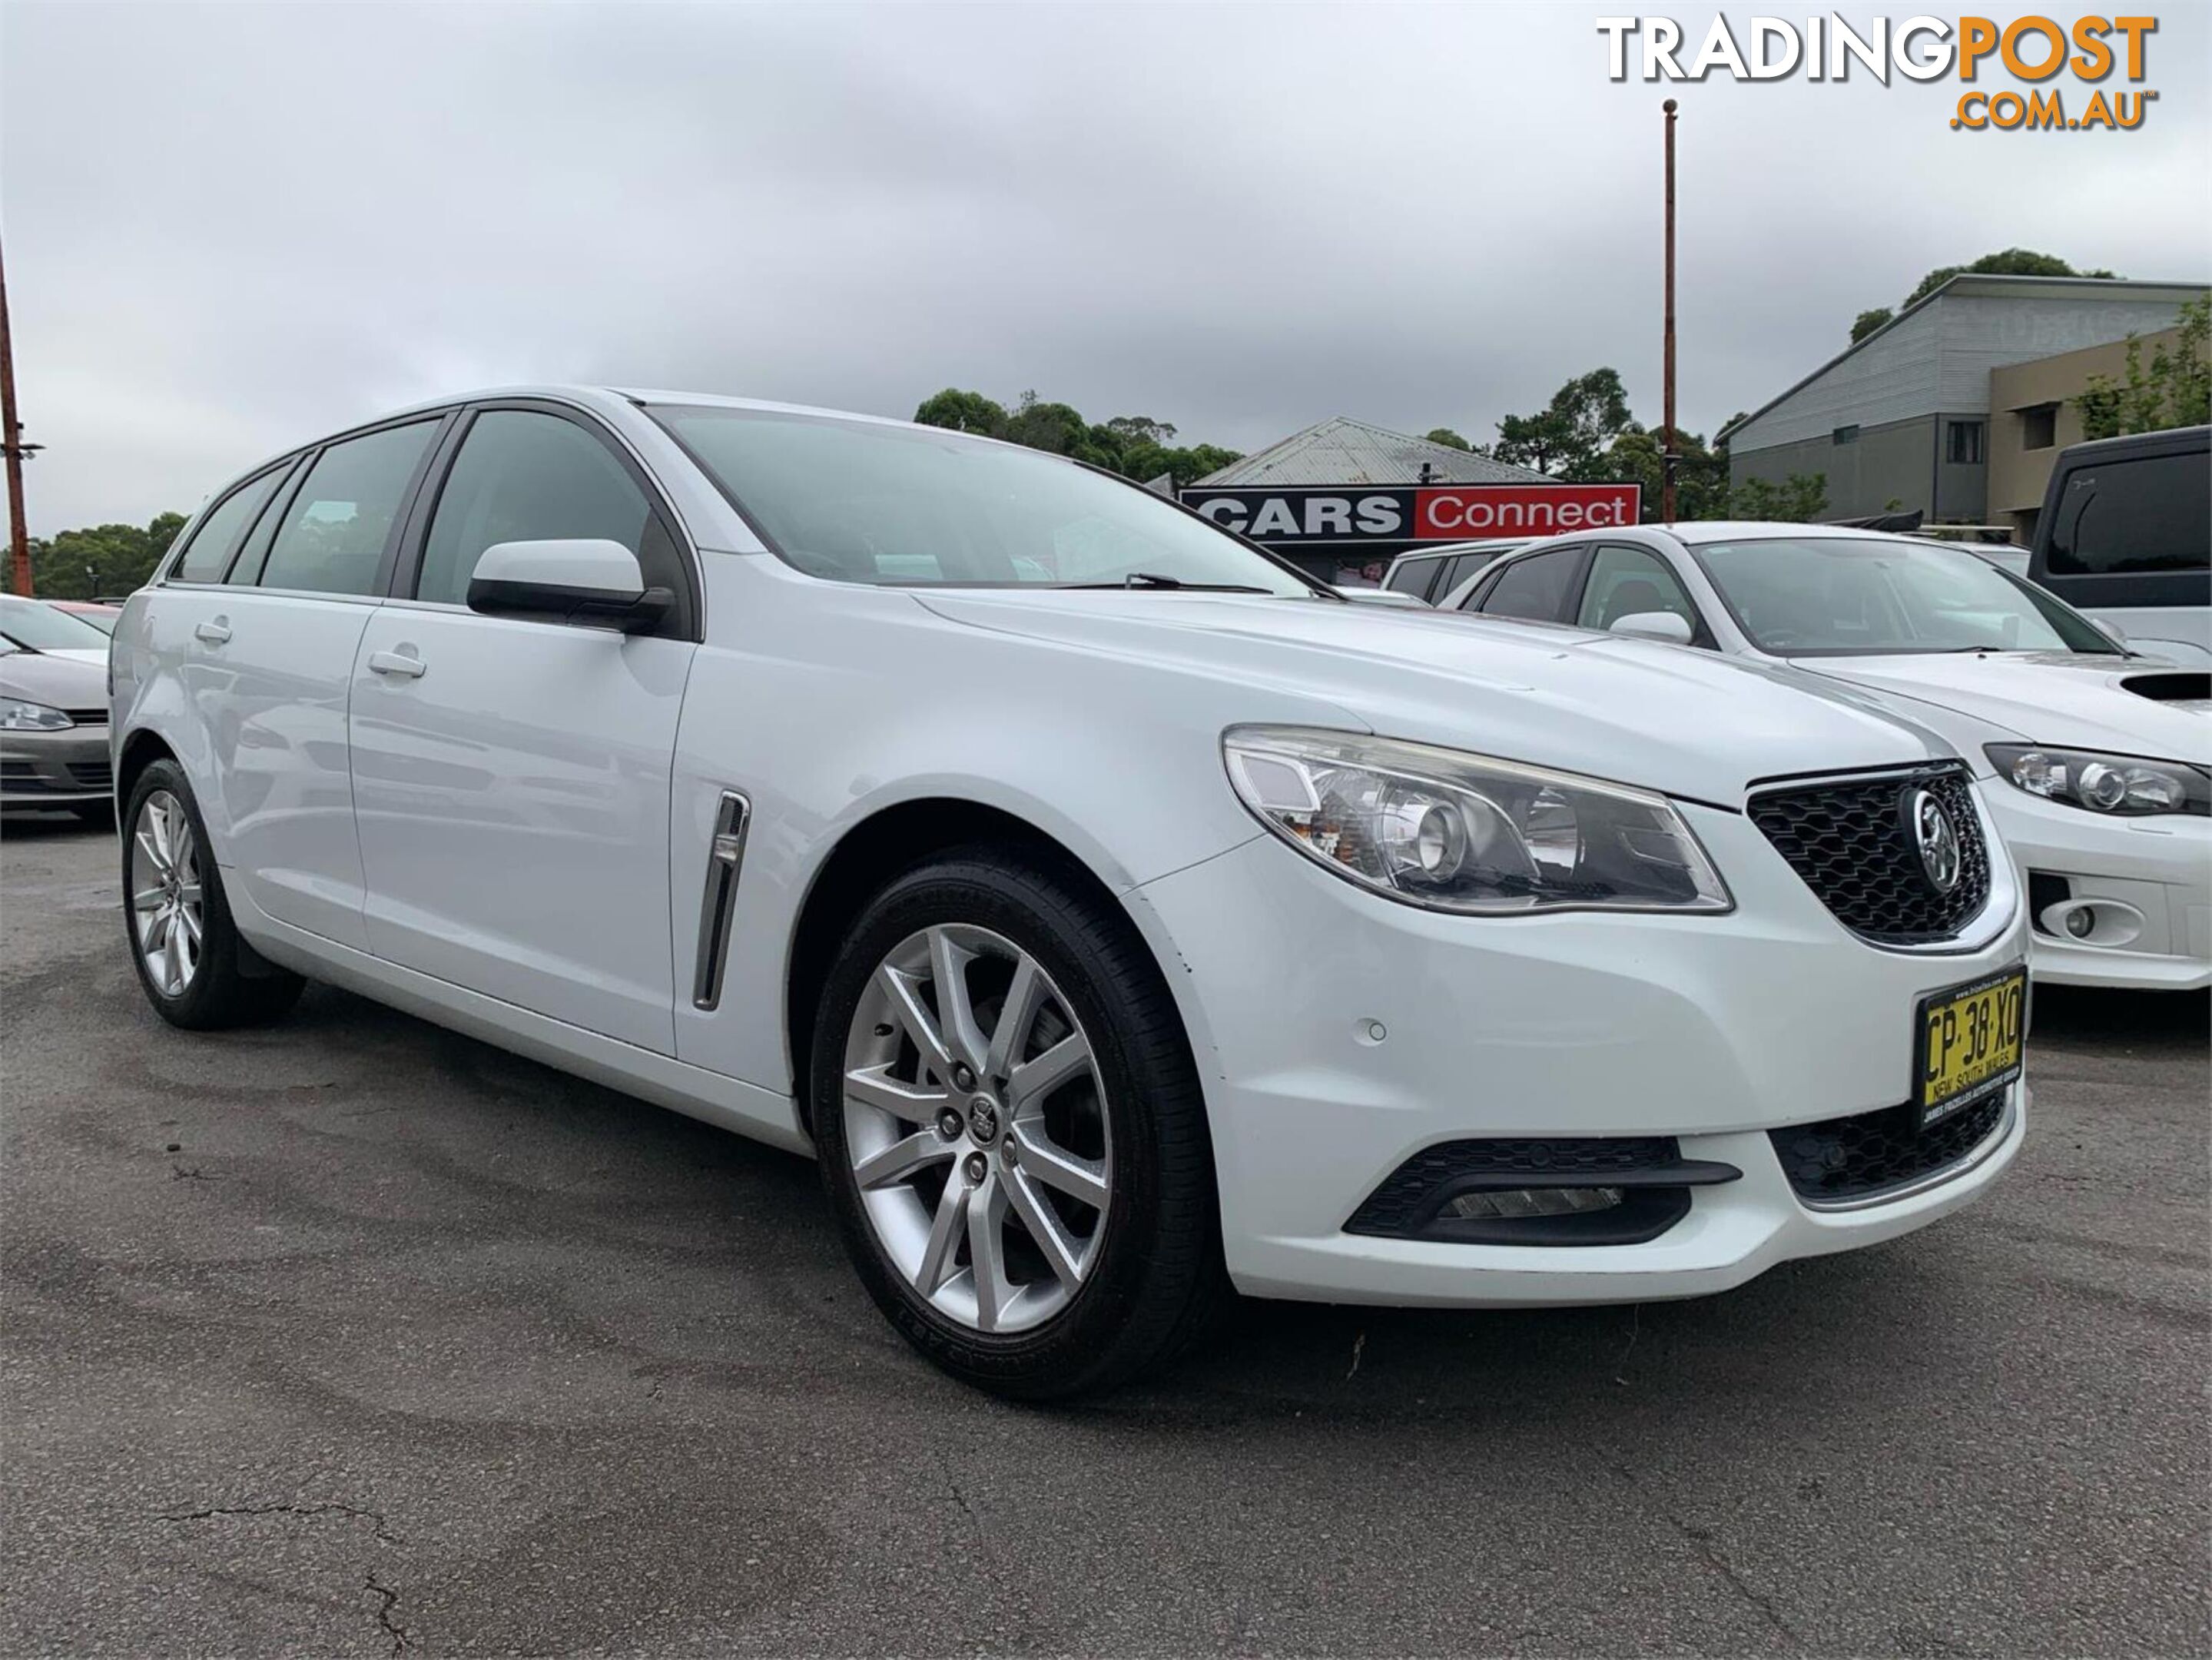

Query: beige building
left=1986, top=325, right=2188, bottom=543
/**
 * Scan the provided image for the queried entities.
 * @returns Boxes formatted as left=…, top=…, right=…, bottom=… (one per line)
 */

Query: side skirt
left=232, top=887, right=814, bottom=1157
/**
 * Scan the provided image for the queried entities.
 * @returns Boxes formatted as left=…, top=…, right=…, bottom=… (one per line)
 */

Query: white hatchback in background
left=1445, top=525, right=2211, bottom=991
left=1, top=595, right=114, bottom=666
left=112, top=392, right=2029, bottom=1396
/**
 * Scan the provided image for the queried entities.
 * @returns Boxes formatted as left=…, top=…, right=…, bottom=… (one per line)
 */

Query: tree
left=1424, top=427, right=1471, bottom=451
left=1, top=512, right=187, bottom=599
left=1901, top=248, right=2086, bottom=309
left=1103, top=416, right=1176, bottom=449
left=912, top=388, right=1008, bottom=436
left=912, top=386, right=1240, bottom=486
left=1491, top=368, right=1633, bottom=477
left=1853, top=250, right=2122, bottom=340
left=1605, top=423, right=1730, bottom=522
left=1730, top=473, right=1829, bottom=521
left=1850, top=307, right=1894, bottom=343
left=2078, top=294, right=2211, bottom=440
left=1002, top=391, right=1078, bottom=454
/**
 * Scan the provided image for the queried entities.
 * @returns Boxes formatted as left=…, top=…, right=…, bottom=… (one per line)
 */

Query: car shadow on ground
left=249, top=961, right=2195, bottom=1433
left=16, top=799, right=2200, bottom=1428
left=2031, top=980, right=2210, bottom=1048
left=1, top=809, right=115, bottom=838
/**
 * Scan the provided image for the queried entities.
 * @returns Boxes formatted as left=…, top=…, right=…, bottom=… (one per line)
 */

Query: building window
left=2021, top=404, right=2059, bottom=451
left=1832, top=424, right=1859, bottom=445
left=1947, top=420, right=1985, bottom=465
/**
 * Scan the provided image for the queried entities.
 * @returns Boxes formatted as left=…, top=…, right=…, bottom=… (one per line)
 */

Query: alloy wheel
left=129, top=790, right=204, bottom=998
left=841, top=924, right=1113, bottom=1334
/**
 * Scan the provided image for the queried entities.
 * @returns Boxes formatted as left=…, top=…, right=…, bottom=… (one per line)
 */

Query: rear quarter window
left=171, top=466, right=288, bottom=583
left=2048, top=450, right=2210, bottom=576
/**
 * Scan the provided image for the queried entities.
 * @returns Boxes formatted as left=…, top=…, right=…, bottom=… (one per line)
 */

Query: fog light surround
left=1345, top=1137, right=1742, bottom=1247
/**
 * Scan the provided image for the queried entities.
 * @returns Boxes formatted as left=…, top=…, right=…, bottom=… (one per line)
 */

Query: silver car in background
left=1, top=639, right=114, bottom=821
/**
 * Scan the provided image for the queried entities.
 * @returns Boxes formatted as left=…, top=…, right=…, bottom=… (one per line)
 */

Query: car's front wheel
left=811, top=849, right=1224, bottom=1398
left=121, top=759, right=303, bottom=1029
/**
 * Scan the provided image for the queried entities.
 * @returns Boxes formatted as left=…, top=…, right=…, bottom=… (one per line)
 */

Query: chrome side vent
left=690, top=790, right=751, bottom=1011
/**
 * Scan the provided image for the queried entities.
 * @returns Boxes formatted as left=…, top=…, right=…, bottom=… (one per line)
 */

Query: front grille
left=61, top=709, right=109, bottom=726
left=68, top=762, right=111, bottom=789
left=1749, top=765, right=1990, bottom=945
left=1769, top=1090, right=2010, bottom=1206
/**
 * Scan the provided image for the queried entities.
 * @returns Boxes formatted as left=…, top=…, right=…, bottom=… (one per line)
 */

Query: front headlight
left=0, top=698, right=71, bottom=732
left=1986, top=744, right=2210, bottom=818
left=1222, top=726, right=1732, bottom=915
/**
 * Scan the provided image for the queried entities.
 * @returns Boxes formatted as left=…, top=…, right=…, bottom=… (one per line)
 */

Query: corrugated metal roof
left=1194, top=416, right=1554, bottom=487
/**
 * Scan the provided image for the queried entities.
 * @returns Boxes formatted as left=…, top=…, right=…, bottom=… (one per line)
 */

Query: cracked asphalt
left=3, top=815, right=2207, bottom=1657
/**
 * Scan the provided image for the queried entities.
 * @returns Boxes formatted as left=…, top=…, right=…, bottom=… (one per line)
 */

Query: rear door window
left=252, top=422, right=439, bottom=596
left=1384, top=556, right=1439, bottom=596
left=2048, top=451, right=2210, bottom=576
left=1442, top=550, right=1501, bottom=596
left=171, top=466, right=289, bottom=583
left=1476, top=548, right=1582, bottom=622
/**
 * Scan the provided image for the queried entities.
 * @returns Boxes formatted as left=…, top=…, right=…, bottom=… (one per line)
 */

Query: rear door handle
left=367, top=650, right=426, bottom=679
left=194, top=619, right=231, bottom=646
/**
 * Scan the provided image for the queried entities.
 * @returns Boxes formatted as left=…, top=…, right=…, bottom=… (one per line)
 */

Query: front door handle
left=194, top=619, right=232, bottom=646
left=367, top=649, right=426, bottom=679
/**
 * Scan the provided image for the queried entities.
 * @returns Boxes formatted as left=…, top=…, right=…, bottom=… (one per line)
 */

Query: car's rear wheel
left=121, top=760, right=303, bottom=1029
left=811, top=850, right=1225, bottom=1398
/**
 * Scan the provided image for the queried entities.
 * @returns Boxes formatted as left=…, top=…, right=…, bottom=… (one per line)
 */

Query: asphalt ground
left=3, top=812, right=2207, bottom=1658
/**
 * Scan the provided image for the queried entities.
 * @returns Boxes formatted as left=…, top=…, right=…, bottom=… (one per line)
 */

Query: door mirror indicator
left=466, top=539, right=672, bottom=635
left=1609, top=610, right=1694, bottom=646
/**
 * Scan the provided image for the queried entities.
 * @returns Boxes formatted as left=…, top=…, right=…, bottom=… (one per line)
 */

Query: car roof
left=1395, top=538, right=1530, bottom=559
left=372, top=384, right=924, bottom=433
left=2053, top=423, right=2208, bottom=462
left=1463, top=522, right=1972, bottom=576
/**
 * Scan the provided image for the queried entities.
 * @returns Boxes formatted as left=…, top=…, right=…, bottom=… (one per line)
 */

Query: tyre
left=811, top=848, right=1225, bottom=1399
left=121, top=759, right=304, bottom=1030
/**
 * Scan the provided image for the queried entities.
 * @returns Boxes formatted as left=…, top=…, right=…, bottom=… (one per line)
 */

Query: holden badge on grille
left=1909, top=788, right=1962, bottom=895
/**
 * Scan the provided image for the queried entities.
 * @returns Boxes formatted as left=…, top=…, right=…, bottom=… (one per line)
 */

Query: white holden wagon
left=112, top=388, right=2030, bottom=1396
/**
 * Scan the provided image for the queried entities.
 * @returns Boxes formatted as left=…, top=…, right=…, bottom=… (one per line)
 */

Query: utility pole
left=0, top=230, right=35, bottom=596
left=1661, top=98, right=1679, bottom=526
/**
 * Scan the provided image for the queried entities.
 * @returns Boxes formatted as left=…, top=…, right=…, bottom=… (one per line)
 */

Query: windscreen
left=0, top=596, right=114, bottom=652
left=652, top=406, right=1315, bottom=596
left=1694, top=536, right=2117, bottom=656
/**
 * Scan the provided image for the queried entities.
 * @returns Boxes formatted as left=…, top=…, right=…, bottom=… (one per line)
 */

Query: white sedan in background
left=1444, top=525, right=2211, bottom=991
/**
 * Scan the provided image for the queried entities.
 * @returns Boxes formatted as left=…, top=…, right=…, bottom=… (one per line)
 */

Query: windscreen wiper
left=1060, top=572, right=1277, bottom=593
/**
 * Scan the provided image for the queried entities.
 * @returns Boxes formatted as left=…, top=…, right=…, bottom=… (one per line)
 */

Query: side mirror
left=466, top=540, right=672, bottom=635
left=1609, top=610, right=1694, bottom=646
left=2090, top=616, right=2129, bottom=648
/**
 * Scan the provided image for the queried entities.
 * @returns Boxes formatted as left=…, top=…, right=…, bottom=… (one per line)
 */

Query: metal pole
left=1661, top=98, right=1679, bottom=526
left=0, top=231, right=32, bottom=596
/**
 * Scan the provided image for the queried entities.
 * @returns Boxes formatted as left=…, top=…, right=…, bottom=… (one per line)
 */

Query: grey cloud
left=4, top=1, right=2206, bottom=532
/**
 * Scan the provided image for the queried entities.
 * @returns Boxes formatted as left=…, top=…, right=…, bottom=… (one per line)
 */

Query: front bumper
left=0, top=725, right=112, bottom=807
left=1988, top=785, right=2211, bottom=991
left=1129, top=798, right=2030, bottom=1306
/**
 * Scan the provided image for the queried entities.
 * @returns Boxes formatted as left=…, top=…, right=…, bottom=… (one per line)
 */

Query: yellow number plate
left=1916, top=968, right=2028, bottom=1129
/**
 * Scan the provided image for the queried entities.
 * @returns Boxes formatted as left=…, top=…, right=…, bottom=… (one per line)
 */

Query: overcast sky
left=3, top=1, right=2207, bottom=533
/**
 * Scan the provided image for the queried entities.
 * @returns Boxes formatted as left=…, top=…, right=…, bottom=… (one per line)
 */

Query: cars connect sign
left=1182, top=483, right=1643, bottom=546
